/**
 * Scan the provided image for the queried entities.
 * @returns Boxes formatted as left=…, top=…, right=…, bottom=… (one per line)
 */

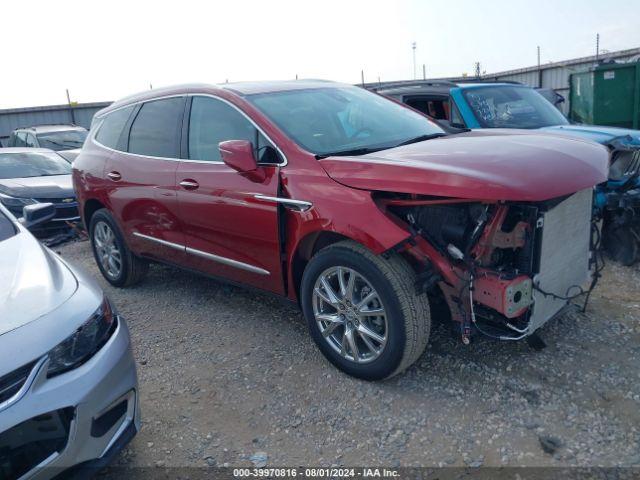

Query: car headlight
left=0, top=193, right=37, bottom=216
left=47, top=297, right=117, bottom=378
left=609, top=149, right=640, bottom=181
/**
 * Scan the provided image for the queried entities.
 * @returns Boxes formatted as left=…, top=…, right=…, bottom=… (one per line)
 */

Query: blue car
left=374, top=80, right=640, bottom=265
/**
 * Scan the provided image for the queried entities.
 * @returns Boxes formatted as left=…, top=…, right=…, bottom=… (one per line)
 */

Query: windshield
left=463, top=86, right=569, bottom=129
left=37, top=129, right=87, bottom=150
left=0, top=152, right=72, bottom=179
left=248, top=86, right=444, bottom=156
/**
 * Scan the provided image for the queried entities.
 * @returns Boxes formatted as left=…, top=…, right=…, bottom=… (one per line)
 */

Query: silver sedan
left=0, top=202, right=139, bottom=479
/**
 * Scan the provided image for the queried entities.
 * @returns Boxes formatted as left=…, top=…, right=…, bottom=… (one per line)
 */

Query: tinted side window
left=95, top=106, right=135, bottom=149
left=188, top=96, right=281, bottom=163
left=128, top=98, right=184, bottom=158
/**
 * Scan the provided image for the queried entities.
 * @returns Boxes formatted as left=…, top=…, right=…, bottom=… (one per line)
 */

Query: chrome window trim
left=132, top=231, right=269, bottom=275
left=91, top=93, right=288, bottom=167
left=0, top=356, right=47, bottom=413
left=253, top=194, right=313, bottom=212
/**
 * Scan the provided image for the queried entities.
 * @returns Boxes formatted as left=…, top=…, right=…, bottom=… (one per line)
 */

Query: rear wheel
left=89, top=209, right=149, bottom=287
left=301, top=241, right=430, bottom=380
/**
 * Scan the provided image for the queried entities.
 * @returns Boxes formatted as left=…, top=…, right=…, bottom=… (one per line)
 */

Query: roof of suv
left=15, top=124, right=87, bottom=134
left=97, top=80, right=351, bottom=118
left=373, top=80, right=524, bottom=96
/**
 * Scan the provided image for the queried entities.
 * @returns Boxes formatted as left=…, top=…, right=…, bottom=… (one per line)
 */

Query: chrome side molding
left=253, top=194, right=313, bottom=212
left=132, top=232, right=185, bottom=252
left=185, top=247, right=270, bottom=276
left=132, top=231, right=269, bottom=276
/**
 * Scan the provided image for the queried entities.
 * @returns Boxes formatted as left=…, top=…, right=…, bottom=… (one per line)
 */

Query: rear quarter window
left=128, top=97, right=184, bottom=158
left=95, top=106, right=135, bottom=149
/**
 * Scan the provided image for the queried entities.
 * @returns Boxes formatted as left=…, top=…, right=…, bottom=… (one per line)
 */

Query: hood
left=0, top=229, right=77, bottom=336
left=0, top=174, right=75, bottom=199
left=320, top=130, right=609, bottom=201
left=57, top=149, right=81, bottom=163
left=539, top=124, right=640, bottom=147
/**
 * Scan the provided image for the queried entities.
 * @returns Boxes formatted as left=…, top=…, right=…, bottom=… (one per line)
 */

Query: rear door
left=176, top=95, right=285, bottom=294
left=102, top=97, right=189, bottom=265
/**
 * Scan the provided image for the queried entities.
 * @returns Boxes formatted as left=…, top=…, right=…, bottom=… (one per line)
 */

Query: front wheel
left=301, top=241, right=431, bottom=380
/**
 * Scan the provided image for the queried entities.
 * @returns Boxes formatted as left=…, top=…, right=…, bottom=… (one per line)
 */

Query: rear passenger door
left=102, top=97, right=189, bottom=265
left=176, top=95, right=285, bottom=294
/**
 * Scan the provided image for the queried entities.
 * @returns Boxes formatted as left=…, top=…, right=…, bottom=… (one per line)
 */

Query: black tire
left=89, top=209, right=149, bottom=287
left=301, top=240, right=431, bottom=380
left=603, top=225, right=639, bottom=266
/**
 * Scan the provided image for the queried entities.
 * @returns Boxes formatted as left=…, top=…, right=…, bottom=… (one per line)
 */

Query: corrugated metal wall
left=0, top=102, right=111, bottom=146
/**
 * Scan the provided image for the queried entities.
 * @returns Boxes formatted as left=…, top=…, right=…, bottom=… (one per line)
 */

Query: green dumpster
left=570, top=61, right=640, bottom=129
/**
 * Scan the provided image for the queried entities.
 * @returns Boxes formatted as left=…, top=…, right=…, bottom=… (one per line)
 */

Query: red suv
left=73, top=81, right=608, bottom=380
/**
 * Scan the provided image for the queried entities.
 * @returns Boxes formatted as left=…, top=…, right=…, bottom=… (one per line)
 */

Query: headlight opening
left=46, top=298, right=117, bottom=378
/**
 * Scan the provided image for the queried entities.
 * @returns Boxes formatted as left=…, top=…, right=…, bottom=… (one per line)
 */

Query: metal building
left=0, top=101, right=111, bottom=146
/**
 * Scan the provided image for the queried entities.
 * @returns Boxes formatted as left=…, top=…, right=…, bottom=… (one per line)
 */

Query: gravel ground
left=57, top=240, right=640, bottom=469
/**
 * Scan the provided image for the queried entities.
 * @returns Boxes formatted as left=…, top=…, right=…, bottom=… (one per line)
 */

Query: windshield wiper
left=315, top=147, right=386, bottom=159
left=394, top=133, right=448, bottom=148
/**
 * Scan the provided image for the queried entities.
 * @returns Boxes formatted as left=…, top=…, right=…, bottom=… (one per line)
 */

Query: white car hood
left=0, top=230, right=77, bottom=336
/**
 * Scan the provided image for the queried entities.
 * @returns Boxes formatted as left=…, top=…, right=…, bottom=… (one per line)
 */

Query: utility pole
left=537, top=46, right=542, bottom=88
left=474, top=62, right=481, bottom=79
left=66, top=89, right=76, bottom=125
left=361, top=70, right=365, bottom=86
left=412, top=42, right=417, bottom=79
left=596, top=33, right=600, bottom=62
left=423, top=64, right=426, bottom=80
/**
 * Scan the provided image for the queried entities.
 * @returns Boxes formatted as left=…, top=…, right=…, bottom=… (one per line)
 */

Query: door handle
left=179, top=179, right=199, bottom=190
left=107, top=171, right=122, bottom=181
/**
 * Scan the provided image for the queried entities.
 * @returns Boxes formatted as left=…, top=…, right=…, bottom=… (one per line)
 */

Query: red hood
left=319, top=130, right=609, bottom=201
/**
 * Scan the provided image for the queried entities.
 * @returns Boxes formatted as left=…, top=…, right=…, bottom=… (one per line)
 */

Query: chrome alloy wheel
left=93, top=221, right=122, bottom=279
left=312, top=266, right=388, bottom=364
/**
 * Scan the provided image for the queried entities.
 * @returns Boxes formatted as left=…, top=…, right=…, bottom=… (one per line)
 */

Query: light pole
left=412, top=42, right=417, bottom=79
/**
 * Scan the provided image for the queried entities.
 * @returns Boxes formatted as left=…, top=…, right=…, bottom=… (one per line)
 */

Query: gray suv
left=7, top=125, right=88, bottom=162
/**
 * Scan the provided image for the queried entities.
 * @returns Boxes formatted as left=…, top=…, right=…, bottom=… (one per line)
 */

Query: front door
left=176, top=95, right=285, bottom=294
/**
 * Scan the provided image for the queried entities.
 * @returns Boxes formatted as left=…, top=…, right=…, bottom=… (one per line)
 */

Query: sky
left=1, top=0, right=639, bottom=109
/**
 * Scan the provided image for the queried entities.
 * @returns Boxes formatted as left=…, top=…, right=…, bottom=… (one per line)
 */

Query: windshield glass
left=37, top=129, right=87, bottom=150
left=248, top=86, right=444, bottom=156
left=463, top=86, right=569, bottom=128
left=0, top=152, right=72, bottom=179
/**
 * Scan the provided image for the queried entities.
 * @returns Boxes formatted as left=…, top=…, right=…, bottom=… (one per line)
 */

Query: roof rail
left=14, top=123, right=82, bottom=131
left=365, top=79, right=457, bottom=91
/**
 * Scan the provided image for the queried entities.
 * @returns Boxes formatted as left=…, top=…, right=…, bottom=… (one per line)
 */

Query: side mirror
left=19, top=203, right=56, bottom=229
left=219, top=140, right=265, bottom=182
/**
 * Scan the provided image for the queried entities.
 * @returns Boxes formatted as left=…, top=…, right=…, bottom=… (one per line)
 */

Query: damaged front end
left=598, top=138, right=640, bottom=265
left=379, top=189, right=597, bottom=343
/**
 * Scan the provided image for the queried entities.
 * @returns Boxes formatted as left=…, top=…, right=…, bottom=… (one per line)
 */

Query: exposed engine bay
left=379, top=189, right=598, bottom=343
left=599, top=141, right=640, bottom=265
